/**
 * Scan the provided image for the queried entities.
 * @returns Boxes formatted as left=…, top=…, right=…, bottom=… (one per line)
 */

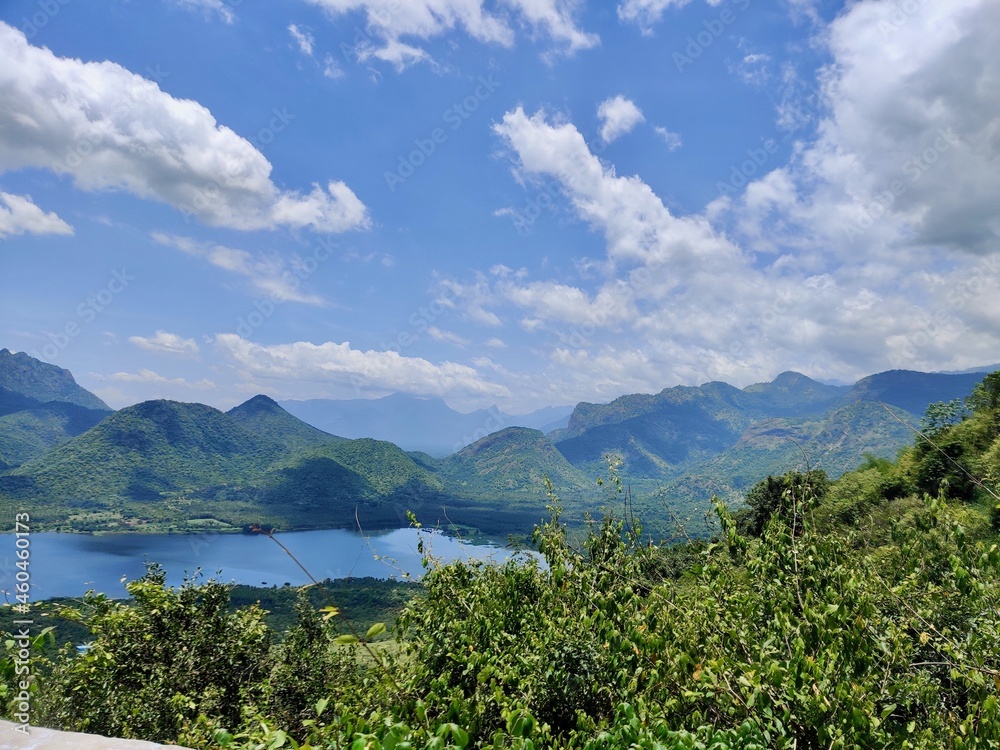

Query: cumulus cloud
left=215, top=334, right=511, bottom=400
left=0, top=23, right=369, bottom=233
left=151, top=233, right=327, bottom=305
left=481, top=74, right=1000, bottom=394
left=129, top=330, right=200, bottom=357
left=729, top=0, right=1000, bottom=258
left=305, top=0, right=596, bottom=69
left=597, top=95, right=645, bottom=143
left=0, top=192, right=73, bottom=239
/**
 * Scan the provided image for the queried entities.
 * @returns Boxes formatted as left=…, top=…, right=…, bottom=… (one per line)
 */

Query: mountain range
left=0, top=347, right=994, bottom=537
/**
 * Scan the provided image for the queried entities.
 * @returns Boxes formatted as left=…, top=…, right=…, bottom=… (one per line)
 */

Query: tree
left=968, top=371, right=1000, bottom=414
left=40, top=564, right=270, bottom=743
left=736, top=470, right=829, bottom=537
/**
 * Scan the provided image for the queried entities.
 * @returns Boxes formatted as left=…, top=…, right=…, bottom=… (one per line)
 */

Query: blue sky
left=0, top=0, right=998, bottom=413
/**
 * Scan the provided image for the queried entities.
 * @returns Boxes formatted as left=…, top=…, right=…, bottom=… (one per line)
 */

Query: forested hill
left=0, top=348, right=112, bottom=472
left=549, top=369, right=991, bottom=511
left=0, top=346, right=995, bottom=537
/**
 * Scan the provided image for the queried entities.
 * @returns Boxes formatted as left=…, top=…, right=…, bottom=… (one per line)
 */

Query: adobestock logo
left=31, top=269, right=135, bottom=361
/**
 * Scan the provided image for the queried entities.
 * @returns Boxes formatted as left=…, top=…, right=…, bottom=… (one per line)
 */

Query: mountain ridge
left=1, top=349, right=996, bottom=537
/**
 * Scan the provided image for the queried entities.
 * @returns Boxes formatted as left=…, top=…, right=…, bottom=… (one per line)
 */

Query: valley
left=0, top=348, right=992, bottom=539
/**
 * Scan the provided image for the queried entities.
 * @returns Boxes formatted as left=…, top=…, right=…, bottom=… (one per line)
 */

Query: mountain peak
left=772, top=371, right=815, bottom=385
left=228, top=394, right=283, bottom=415
left=0, top=348, right=110, bottom=411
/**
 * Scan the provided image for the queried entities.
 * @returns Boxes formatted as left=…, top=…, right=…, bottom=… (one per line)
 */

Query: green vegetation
left=0, top=348, right=111, bottom=470
left=0, top=349, right=110, bottom=411
left=0, top=395, right=590, bottom=536
left=3, top=371, right=999, bottom=748
left=0, top=401, right=109, bottom=470
left=0, top=350, right=991, bottom=539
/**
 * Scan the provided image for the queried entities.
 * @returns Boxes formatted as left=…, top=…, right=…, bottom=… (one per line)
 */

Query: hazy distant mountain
left=847, top=370, right=988, bottom=414
left=280, top=394, right=573, bottom=456
left=0, top=349, right=111, bottom=470
left=934, top=364, right=1000, bottom=375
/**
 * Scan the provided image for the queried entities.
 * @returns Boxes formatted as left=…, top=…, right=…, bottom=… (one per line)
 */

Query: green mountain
left=0, top=349, right=109, bottom=410
left=1, top=346, right=993, bottom=540
left=227, top=394, right=347, bottom=454
left=0, top=400, right=110, bottom=471
left=0, top=394, right=464, bottom=533
left=0, top=350, right=112, bottom=470
left=552, top=369, right=990, bottom=520
left=441, top=427, right=591, bottom=499
left=3, top=399, right=280, bottom=503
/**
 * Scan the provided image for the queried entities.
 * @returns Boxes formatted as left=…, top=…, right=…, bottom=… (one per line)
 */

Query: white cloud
left=151, top=233, right=327, bottom=305
left=169, top=0, right=235, bottom=24
left=288, top=24, right=315, bottom=56
left=495, top=106, right=741, bottom=271
left=0, top=192, right=73, bottom=239
left=617, top=0, right=699, bottom=33
left=304, top=0, right=595, bottom=70
left=129, top=330, right=200, bottom=357
left=215, top=334, right=510, bottom=401
left=653, top=126, right=682, bottom=151
left=323, top=54, right=346, bottom=79
left=717, top=0, right=1000, bottom=267
left=485, top=337, right=507, bottom=348
left=427, top=326, right=470, bottom=346
left=108, top=368, right=216, bottom=388
left=504, top=0, right=599, bottom=56
left=500, top=276, right=636, bottom=328
left=0, top=23, right=369, bottom=234
left=485, top=97, right=1000, bottom=395
left=734, top=52, right=772, bottom=86
left=596, top=95, right=645, bottom=143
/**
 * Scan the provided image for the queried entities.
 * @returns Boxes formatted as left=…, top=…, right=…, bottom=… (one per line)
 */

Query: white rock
left=0, top=721, right=194, bottom=750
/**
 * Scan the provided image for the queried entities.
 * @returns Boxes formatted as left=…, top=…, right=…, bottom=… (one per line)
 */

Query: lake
left=0, top=528, right=534, bottom=601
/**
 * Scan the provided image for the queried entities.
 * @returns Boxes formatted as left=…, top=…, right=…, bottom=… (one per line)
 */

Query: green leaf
left=334, top=634, right=358, bottom=645
left=319, top=606, right=340, bottom=621
left=365, top=622, right=386, bottom=639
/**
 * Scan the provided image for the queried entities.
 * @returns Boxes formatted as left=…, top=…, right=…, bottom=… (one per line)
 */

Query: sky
left=0, top=0, right=998, bottom=414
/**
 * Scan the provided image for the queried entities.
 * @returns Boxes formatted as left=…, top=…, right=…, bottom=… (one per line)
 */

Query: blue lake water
left=0, top=528, right=533, bottom=600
